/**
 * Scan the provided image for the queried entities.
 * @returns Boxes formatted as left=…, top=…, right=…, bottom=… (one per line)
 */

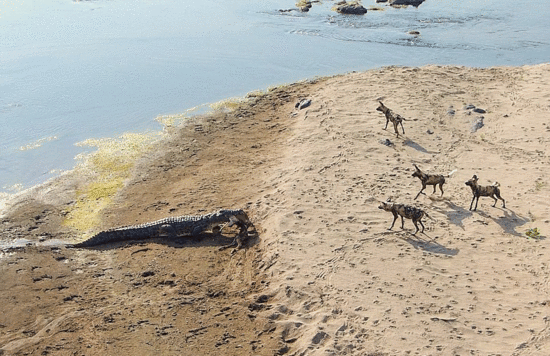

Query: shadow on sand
left=375, top=229, right=459, bottom=256
left=432, top=200, right=473, bottom=230
left=476, top=208, right=531, bottom=238
left=432, top=201, right=535, bottom=238
left=403, top=139, right=438, bottom=154
left=400, top=232, right=459, bottom=256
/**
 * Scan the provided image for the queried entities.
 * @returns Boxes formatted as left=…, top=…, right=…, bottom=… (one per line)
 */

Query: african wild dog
left=378, top=199, right=432, bottom=235
left=465, top=175, right=506, bottom=211
left=376, top=101, right=406, bottom=138
left=412, top=164, right=457, bottom=200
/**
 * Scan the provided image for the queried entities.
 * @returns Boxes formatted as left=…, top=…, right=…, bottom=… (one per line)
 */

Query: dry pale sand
left=1, top=64, right=550, bottom=356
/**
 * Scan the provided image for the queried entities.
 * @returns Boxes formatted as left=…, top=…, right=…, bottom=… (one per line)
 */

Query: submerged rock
left=389, top=0, right=426, bottom=7
left=333, top=1, right=368, bottom=15
left=296, top=0, right=312, bottom=12
left=280, top=0, right=315, bottom=13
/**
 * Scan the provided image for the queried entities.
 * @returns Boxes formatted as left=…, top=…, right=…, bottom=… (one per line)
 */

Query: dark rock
left=389, top=0, right=425, bottom=6
left=380, top=138, right=393, bottom=146
left=464, top=104, right=475, bottom=110
left=248, top=303, right=265, bottom=311
left=427, top=129, right=434, bottom=134
left=333, top=1, right=368, bottom=15
left=256, top=294, right=270, bottom=303
left=473, top=108, right=486, bottom=114
left=277, top=345, right=290, bottom=355
left=408, top=30, right=420, bottom=36
left=312, top=331, right=329, bottom=344
left=296, top=0, right=312, bottom=12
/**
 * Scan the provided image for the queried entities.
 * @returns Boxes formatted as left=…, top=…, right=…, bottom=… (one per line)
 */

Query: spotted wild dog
left=376, top=101, right=406, bottom=138
left=465, top=175, right=506, bottom=211
left=378, top=199, right=432, bottom=235
left=412, top=164, right=457, bottom=200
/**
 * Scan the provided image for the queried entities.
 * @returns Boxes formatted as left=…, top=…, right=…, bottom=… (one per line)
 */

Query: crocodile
left=68, top=209, right=252, bottom=249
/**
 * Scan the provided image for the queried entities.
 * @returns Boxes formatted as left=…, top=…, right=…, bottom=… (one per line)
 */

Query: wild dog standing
left=465, top=175, right=506, bottom=211
left=378, top=199, right=432, bottom=235
left=412, top=164, right=457, bottom=200
left=376, top=101, right=406, bottom=138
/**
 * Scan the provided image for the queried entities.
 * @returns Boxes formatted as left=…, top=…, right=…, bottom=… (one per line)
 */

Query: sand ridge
left=2, top=64, right=550, bottom=355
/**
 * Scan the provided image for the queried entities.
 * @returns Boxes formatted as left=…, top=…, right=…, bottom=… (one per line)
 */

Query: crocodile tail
left=69, top=230, right=118, bottom=248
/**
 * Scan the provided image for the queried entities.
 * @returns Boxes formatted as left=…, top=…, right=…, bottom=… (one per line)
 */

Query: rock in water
left=333, top=1, right=368, bottom=15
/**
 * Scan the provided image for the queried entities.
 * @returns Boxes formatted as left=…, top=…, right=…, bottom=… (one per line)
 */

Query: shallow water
left=1, top=0, right=549, bottom=195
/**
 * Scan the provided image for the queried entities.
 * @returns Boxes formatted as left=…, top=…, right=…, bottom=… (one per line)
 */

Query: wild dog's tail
left=446, top=169, right=457, bottom=178
left=491, top=182, right=500, bottom=187
left=424, top=211, right=435, bottom=221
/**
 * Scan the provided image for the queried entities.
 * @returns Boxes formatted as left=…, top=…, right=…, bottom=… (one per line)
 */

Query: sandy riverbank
left=2, top=64, right=550, bottom=355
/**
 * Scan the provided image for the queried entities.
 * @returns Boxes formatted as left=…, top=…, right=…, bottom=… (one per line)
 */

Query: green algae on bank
left=63, top=132, right=161, bottom=237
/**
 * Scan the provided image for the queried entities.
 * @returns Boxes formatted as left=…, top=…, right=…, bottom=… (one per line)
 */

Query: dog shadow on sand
left=403, top=139, right=439, bottom=154
left=400, top=232, right=459, bottom=256
left=476, top=208, right=534, bottom=238
left=432, top=200, right=473, bottom=230
left=376, top=229, right=459, bottom=256
left=432, top=201, right=535, bottom=238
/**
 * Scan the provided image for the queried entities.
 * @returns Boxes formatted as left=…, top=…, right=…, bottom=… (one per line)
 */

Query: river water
left=1, top=0, right=549, bottom=196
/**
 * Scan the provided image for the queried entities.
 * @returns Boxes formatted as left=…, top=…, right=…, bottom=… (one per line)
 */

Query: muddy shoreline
left=0, top=79, right=322, bottom=355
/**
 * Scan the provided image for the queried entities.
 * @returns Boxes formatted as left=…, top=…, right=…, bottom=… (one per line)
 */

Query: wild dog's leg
left=419, top=218, right=425, bottom=233
left=400, top=215, right=405, bottom=229
left=219, top=222, right=247, bottom=251
left=495, top=191, right=506, bottom=208
left=389, top=211, right=398, bottom=230
left=491, top=195, right=498, bottom=207
left=412, top=220, right=419, bottom=235
left=473, top=196, right=480, bottom=211
left=439, top=183, right=444, bottom=196
left=384, top=115, right=390, bottom=130
left=236, top=235, right=243, bottom=249
left=469, top=196, right=476, bottom=211
left=393, top=122, right=400, bottom=137
left=399, top=121, right=405, bottom=134
left=432, top=184, right=437, bottom=194
left=414, top=183, right=426, bottom=200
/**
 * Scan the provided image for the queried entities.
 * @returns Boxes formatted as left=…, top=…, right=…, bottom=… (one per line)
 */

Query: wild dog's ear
left=413, top=164, right=420, bottom=171
left=386, top=197, right=392, bottom=202
left=378, top=101, right=384, bottom=105
left=472, top=175, right=478, bottom=180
